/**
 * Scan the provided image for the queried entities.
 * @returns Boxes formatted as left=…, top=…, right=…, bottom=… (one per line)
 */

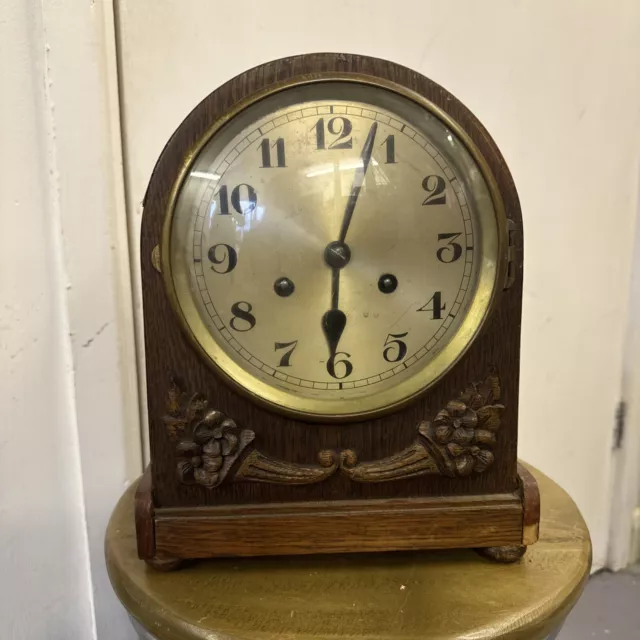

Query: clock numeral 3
left=417, top=292, right=445, bottom=319
left=327, top=352, right=353, bottom=379
left=422, top=175, right=447, bottom=205
left=207, top=243, right=237, bottom=274
left=259, top=138, right=286, bottom=168
left=230, top=301, right=256, bottom=332
left=381, top=135, right=396, bottom=164
left=436, top=232, right=463, bottom=263
left=383, top=332, right=408, bottom=363
left=275, top=340, right=297, bottom=367
left=313, top=117, right=353, bottom=150
left=218, top=184, right=257, bottom=216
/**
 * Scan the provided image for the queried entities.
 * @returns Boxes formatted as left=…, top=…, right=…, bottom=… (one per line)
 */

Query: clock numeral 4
left=275, top=340, right=297, bottom=367
left=383, top=332, right=408, bottom=363
left=313, top=117, right=353, bottom=150
left=218, top=183, right=257, bottom=216
left=230, top=301, right=256, bottom=332
left=259, top=138, right=286, bottom=168
left=207, top=243, right=237, bottom=274
left=436, top=232, right=463, bottom=263
left=327, top=352, right=353, bottom=379
left=422, top=175, right=447, bottom=205
left=417, top=292, right=445, bottom=319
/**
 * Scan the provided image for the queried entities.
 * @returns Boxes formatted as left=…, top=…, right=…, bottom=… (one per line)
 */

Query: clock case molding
left=135, top=53, right=538, bottom=567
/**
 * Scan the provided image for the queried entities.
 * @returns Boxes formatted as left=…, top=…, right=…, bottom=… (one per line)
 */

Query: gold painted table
left=106, top=465, right=591, bottom=640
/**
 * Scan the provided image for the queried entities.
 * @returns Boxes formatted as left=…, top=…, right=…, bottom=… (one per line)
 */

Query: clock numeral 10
left=313, top=117, right=353, bottom=150
left=218, top=183, right=257, bottom=216
left=230, top=301, right=256, bottom=332
left=417, top=292, right=445, bottom=319
left=383, top=332, right=408, bottom=363
left=275, top=340, right=297, bottom=367
left=259, top=138, right=286, bottom=168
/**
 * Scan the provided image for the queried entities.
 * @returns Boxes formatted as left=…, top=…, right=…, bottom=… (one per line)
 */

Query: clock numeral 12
left=313, top=117, right=353, bottom=150
left=275, top=340, right=297, bottom=367
left=218, top=183, right=257, bottom=216
left=417, top=292, right=445, bottom=319
left=259, top=138, right=286, bottom=168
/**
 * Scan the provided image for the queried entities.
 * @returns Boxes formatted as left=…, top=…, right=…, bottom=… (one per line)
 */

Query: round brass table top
left=106, top=464, right=591, bottom=640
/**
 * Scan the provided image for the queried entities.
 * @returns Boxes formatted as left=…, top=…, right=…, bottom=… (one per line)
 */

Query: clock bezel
left=160, top=67, right=509, bottom=422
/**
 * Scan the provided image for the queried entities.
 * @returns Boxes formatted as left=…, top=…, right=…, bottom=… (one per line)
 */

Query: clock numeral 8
left=327, top=351, right=353, bottom=379
left=383, top=332, right=408, bottom=363
left=230, top=301, right=256, bottom=332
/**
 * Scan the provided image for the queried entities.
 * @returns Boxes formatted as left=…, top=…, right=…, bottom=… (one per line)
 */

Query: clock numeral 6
left=327, top=351, right=353, bottom=379
left=436, top=232, right=463, bottom=263
left=383, top=332, right=408, bottom=363
left=275, top=340, right=297, bottom=367
left=207, top=243, right=237, bottom=274
left=218, top=183, right=257, bottom=216
left=417, top=292, right=445, bottom=319
left=422, top=175, right=447, bottom=206
left=313, top=117, right=353, bottom=150
left=230, top=301, right=256, bottom=332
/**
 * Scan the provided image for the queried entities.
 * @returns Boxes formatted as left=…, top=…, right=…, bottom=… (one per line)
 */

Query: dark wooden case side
left=140, top=52, right=524, bottom=510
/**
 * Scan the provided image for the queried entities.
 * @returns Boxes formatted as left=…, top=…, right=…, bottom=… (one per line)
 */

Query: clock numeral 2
left=314, top=117, right=352, bottom=150
left=383, top=332, right=408, bottom=363
left=422, top=175, right=447, bottom=205
left=218, top=183, right=257, bottom=216
left=259, top=138, right=286, bottom=168
left=418, top=292, right=445, bottom=319
left=327, top=352, right=353, bottom=379
left=436, top=232, right=463, bottom=263
left=230, top=301, right=256, bottom=332
left=275, top=340, right=297, bottom=367
left=207, top=243, right=237, bottom=274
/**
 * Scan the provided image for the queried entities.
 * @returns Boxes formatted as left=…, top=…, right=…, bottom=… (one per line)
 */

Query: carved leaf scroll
left=165, top=371, right=504, bottom=489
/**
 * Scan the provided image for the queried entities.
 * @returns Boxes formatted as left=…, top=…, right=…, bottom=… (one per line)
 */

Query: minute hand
left=338, top=122, right=378, bottom=244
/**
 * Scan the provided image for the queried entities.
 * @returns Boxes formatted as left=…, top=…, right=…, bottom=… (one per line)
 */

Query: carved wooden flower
left=176, top=410, right=240, bottom=488
left=432, top=395, right=504, bottom=477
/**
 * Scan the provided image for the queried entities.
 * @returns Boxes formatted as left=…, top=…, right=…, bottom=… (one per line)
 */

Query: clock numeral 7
left=259, top=138, right=286, bottom=168
left=383, top=332, right=408, bottom=363
left=313, top=117, right=353, bottom=150
left=275, top=340, right=297, bottom=367
left=218, top=183, right=257, bottom=216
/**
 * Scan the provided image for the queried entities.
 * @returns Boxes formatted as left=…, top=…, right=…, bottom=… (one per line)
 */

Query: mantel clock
left=135, top=53, right=539, bottom=569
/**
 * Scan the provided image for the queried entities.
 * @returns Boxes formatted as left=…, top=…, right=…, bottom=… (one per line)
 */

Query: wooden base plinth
left=136, top=465, right=539, bottom=567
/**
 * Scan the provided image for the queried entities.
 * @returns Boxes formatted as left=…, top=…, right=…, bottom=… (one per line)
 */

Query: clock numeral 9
left=422, top=175, right=447, bottom=205
left=207, top=243, right=237, bottom=274
left=259, top=138, right=286, bottom=168
left=275, top=340, right=297, bottom=367
left=313, top=117, right=353, bottom=150
left=327, top=351, right=353, bottom=379
left=230, top=301, right=256, bottom=332
left=417, top=292, right=445, bottom=319
left=436, top=232, right=463, bottom=263
left=218, top=183, right=257, bottom=216
left=383, top=332, right=408, bottom=363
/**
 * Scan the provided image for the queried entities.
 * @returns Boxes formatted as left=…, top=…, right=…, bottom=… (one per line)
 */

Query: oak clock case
left=137, top=53, right=538, bottom=568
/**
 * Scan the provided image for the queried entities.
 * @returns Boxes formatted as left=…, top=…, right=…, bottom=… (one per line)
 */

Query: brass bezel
left=161, top=71, right=508, bottom=422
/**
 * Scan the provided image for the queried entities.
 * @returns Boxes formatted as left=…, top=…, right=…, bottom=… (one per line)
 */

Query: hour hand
left=322, top=308, right=346, bottom=358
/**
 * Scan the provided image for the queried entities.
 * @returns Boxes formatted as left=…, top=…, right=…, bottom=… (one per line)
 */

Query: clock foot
left=144, top=555, right=187, bottom=572
left=476, top=545, right=527, bottom=563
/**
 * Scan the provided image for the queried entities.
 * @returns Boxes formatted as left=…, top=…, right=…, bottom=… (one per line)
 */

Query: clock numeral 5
left=275, top=340, right=297, bottom=367
left=230, top=301, right=256, bottom=332
left=313, top=117, right=353, bottom=150
left=327, top=352, right=353, bottom=379
left=207, top=243, right=237, bottom=274
left=422, top=175, right=447, bottom=205
left=383, top=332, right=408, bottom=363
left=436, top=232, right=463, bottom=263
left=259, top=138, right=286, bottom=168
left=417, top=292, right=445, bottom=319
left=218, top=183, right=257, bottom=216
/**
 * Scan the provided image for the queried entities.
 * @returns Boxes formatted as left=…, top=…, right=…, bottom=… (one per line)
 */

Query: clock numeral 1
left=436, top=232, right=463, bottom=263
left=313, top=117, right=353, bottom=150
left=383, top=332, right=408, bottom=363
left=259, top=138, right=286, bottom=168
left=218, top=183, right=257, bottom=216
left=381, top=135, right=396, bottom=164
left=230, top=301, right=256, bottom=332
left=207, top=243, right=237, bottom=274
left=418, top=292, right=445, bottom=319
left=327, top=352, right=353, bottom=379
left=422, top=175, right=447, bottom=205
left=275, top=340, right=297, bottom=367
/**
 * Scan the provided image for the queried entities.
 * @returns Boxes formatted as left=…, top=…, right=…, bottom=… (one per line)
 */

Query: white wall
left=116, top=0, right=640, bottom=570
left=1, top=1, right=141, bottom=638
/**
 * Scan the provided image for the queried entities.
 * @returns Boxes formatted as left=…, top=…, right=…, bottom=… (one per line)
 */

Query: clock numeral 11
left=259, top=138, right=286, bottom=168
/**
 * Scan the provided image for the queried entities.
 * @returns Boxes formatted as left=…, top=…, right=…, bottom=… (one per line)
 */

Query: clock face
left=166, top=81, right=504, bottom=419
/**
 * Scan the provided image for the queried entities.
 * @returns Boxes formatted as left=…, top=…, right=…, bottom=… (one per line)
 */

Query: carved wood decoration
left=166, top=371, right=504, bottom=488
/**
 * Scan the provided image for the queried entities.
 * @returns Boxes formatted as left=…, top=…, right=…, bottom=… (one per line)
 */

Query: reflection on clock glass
left=168, top=82, right=500, bottom=417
